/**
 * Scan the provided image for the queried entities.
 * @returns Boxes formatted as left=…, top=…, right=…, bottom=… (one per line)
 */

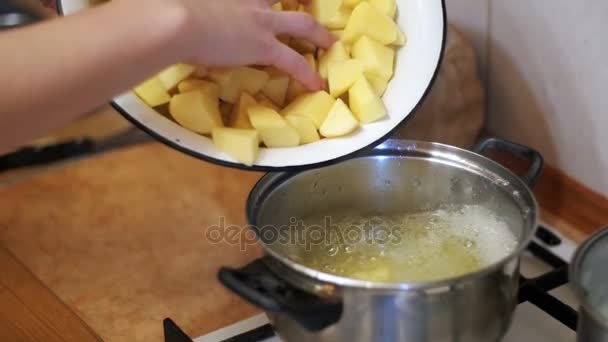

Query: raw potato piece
left=320, top=99, right=359, bottom=137
left=349, top=77, right=387, bottom=123
left=394, top=29, right=407, bottom=46
left=286, top=54, right=317, bottom=102
left=318, top=41, right=350, bottom=79
left=282, top=91, right=335, bottom=128
left=177, top=80, right=220, bottom=98
left=285, top=115, right=320, bottom=144
left=368, top=0, right=396, bottom=18
left=256, top=94, right=281, bottom=112
left=352, top=36, right=395, bottom=80
left=366, top=74, right=389, bottom=96
left=210, top=67, right=269, bottom=103
left=230, top=93, right=257, bottom=129
left=248, top=106, right=301, bottom=147
left=261, top=73, right=289, bottom=107
left=134, top=77, right=171, bottom=107
left=307, top=0, right=344, bottom=26
left=158, top=64, right=196, bottom=90
left=325, top=7, right=351, bottom=30
left=342, top=2, right=398, bottom=45
left=343, top=0, right=362, bottom=8
left=169, top=90, right=223, bottom=134
left=328, top=59, right=363, bottom=97
left=212, top=128, right=259, bottom=166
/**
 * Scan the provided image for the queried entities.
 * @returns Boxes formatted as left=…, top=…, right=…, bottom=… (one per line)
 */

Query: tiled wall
left=450, top=0, right=608, bottom=196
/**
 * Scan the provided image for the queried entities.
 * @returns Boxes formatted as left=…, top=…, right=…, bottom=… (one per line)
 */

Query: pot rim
left=570, top=227, right=608, bottom=328
left=246, top=139, right=539, bottom=291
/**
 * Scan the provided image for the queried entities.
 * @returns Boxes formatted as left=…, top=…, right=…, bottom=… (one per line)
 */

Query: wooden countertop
left=0, top=141, right=265, bottom=342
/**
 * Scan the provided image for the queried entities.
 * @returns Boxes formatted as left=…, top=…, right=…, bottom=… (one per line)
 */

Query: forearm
left=0, top=0, right=188, bottom=150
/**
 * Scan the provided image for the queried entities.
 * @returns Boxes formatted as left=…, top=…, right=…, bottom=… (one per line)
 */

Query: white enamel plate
left=59, top=0, right=446, bottom=171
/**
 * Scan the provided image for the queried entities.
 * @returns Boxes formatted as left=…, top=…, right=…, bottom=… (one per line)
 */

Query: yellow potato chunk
left=261, top=73, right=290, bottom=107
left=212, top=128, right=259, bottom=166
left=230, top=93, right=257, bottom=129
left=256, top=94, right=281, bottom=112
left=318, top=41, right=350, bottom=79
left=328, top=59, right=363, bottom=97
left=282, top=91, right=335, bottom=128
left=366, top=74, right=389, bottom=96
left=248, top=106, right=301, bottom=147
left=349, top=77, right=387, bottom=123
left=219, top=102, right=233, bottom=126
left=209, top=67, right=269, bottom=103
left=331, top=30, right=344, bottom=40
left=394, top=29, right=407, bottom=46
left=281, top=0, right=299, bottom=11
left=325, top=7, right=351, bottom=30
left=320, top=98, right=359, bottom=137
left=369, top=0, right=396, bottom=18
left=307, top=0, right=343, bottom=26
left=343, top=0, right=363, bottom=9
left=285, top=115, right=320, bottom=144
left=342, top=2, right=398, bottom=45
left=157, top=64, right=196, bottom=90
left=177, top=79, right=220, bottom=98
left=170, top=90, right=223, bottom=134
left=271, top=2, right=282, bottom=10
left=352, top=35, right=395, bottom=80
left=134, top=77, right=171, bottom=107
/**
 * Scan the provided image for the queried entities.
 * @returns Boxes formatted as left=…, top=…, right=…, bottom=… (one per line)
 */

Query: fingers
left=269, top=12, right=336, bottom=49
left=269, top=43, right=324, bottom=91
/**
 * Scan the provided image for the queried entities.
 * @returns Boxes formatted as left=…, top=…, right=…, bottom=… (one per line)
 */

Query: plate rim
left=58, top=0, right=448, bottom=172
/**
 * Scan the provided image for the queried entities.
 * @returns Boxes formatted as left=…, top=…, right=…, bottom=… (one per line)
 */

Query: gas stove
left=164, top=224, right=579, bottom=342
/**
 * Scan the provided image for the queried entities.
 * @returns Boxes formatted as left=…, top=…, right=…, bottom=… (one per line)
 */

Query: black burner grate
left=164, top=226, right=579, bottom=342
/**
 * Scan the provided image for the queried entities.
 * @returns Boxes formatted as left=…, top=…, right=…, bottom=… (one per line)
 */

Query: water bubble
left=512, top=190, right=520, bottom=197
left=406, top=143, right=418, bottom=151
left=464, top=240, right=474, bottom=248
left=328, top=246, right=339, bottom=256
left=344, top=245, right=354, bottom=253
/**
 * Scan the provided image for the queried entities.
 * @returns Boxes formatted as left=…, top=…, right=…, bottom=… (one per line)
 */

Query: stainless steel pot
left=219, top=137, right=543, bottom=342
left=571, top=227, right=608, bottom=342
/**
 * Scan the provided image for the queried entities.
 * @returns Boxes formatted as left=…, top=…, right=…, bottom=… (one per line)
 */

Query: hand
left=175, top=0, right=335, bottom=90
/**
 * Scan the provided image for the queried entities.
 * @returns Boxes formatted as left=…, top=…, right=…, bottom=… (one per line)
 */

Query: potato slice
left=366, top=74, right=389, bottom=96
left=261, top=73, right=290, bottom=107
left=157, top=64, right=196, bottom=90
left=249, top=106, right=301, bottom=147
left=343, top=0, right=362, bottom=9
left=285, top=115, right=320, bottom=144
left=169, top=90, right=223, bottom=134
left=320, top=98, right=359, bottom=137
left=282, top=91, right=335, bottom=128
left=352, top=35, right=395, bottom=80
left=325, top=7, right=351, bottom=30
left=307, top=0, right=344, bottom=26
left=219, top=102, right=233, bottom=126
left=177, top=79, right=220, bottom=98
left=212, top=128, right=259, bottom=166
left=318, top=41, right=350, bottom=79
left=230, top=93, right=257, bottom=129
left=209, top=67, right=269, bottom=103
left=368, top=0, right=396, bottom=18
left=256, top=94, right=282, bottom=112
left=349, top=77, right=387, bottom=123
left=342, top=2, right=398, bottom=45
left=286, top=54, right=317, bottom=102
left=328, top=59, right=363, bottom=97
left=393, top=29, right=407, bottom=46
left=134, top=77, right=171, bottom=107
left=330, top=29, right=345, bottom=40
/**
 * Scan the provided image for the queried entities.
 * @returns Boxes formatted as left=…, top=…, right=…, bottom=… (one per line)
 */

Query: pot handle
left=473, top=137, right=544, bottom=188
left=218, top=257, right=342, bottom=332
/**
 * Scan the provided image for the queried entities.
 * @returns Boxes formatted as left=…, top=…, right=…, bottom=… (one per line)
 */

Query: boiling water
left=286, top=205, right=518, bottom=282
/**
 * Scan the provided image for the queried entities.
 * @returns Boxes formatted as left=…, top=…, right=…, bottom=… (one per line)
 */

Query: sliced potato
left=325, top=7, right=351, bottom=29
left=349, top=76, right=386, bottom=123
left=328, top=59, right=363, bottom=97
left=212, top=128, right=259, bottom=166
left=230, top=92, right=257, bottom=129
left=248, top=106, right=301, bottom=147
left=320, top=98, right=359, bottom=137
left=368, top=0, right=396, bottom=18
left=318, top=41, right=350, bottom=79
left=307, top=0, right=344, bottom=26
left=169, top=90, right=223, bottom=134
left=158, top=64, right=196, bottom=90
left=352, top=35, right=395, bottom=80
left=209, top=67, right=269, bottom=103
left=366, top=74, right=389, bottom=96
left=282, top=91, right=335, bottom=128
left=262, top=73, right=290, bottom=107
left=285, top=115, right=321, bottom=144
left=134, top=77, right=171, bottom=107
left=342, top=2, right=398, bottom=44
left=177, top=79, right=220, bottom=98
left=256, top=93, right=282, bottom=112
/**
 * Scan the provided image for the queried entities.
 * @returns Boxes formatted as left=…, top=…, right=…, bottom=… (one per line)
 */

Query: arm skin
left=0, top=0, right=333, bottom=152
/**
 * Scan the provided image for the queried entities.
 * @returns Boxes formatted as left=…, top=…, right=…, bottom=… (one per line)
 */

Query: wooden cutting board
left=0, top=142, right=265, bottom=342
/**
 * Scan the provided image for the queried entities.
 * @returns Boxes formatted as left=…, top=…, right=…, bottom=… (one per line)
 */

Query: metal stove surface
left=165, top=223, right=579, bottom=342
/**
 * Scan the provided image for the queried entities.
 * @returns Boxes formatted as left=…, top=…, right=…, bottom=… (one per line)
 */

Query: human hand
left=174, top=0, right=335, bottom=91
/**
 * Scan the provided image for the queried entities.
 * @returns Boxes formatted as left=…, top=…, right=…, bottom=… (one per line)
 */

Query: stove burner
left=164, top=227, right=579, bottom=342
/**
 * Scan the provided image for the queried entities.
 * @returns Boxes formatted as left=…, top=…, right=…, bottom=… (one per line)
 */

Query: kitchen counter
left=0, top=141, right=265, bottom=341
